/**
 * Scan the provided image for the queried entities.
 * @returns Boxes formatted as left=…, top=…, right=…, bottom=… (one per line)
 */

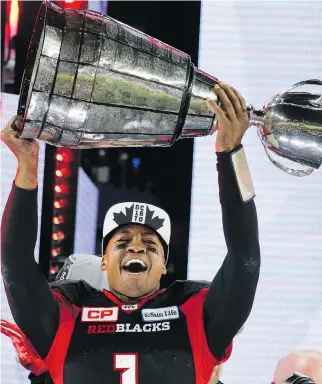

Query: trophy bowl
left=16, top=1, right=217, bottom=149
left=15, top=1, right=322, bottom=176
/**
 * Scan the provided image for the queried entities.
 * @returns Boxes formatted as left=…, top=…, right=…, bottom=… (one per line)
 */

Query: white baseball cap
left=101, top=202, right=171, bottom=261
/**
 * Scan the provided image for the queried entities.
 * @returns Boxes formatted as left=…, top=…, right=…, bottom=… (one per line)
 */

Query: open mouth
left=121, top=259, right=148, bottom=274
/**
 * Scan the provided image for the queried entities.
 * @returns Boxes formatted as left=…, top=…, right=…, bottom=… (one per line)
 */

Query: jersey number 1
left=113, top=353, right=138, bottom=384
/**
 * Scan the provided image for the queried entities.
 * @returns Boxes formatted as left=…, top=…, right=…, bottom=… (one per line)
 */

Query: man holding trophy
left=1, top=1, right=321, bottom=383
left=1, top=81, right=261, bottom=383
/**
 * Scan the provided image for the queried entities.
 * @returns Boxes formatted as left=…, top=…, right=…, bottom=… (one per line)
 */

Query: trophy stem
left=247, top=106, right=265, bottom=128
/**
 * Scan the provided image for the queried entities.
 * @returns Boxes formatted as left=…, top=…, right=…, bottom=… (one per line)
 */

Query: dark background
left=1, top=0, right=201, bottom=287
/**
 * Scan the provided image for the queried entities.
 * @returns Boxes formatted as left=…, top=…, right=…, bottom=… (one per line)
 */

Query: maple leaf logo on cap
left=112, top=204, right=165, bottom=231
left=145, top=207, right=164, bottom=230
left=102, top=202, right=170, bottom=257
left=113, top=205, right=134, bottom=225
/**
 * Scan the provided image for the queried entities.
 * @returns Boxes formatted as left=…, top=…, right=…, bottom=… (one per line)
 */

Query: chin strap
left=230, top=146, right=255, bottom=203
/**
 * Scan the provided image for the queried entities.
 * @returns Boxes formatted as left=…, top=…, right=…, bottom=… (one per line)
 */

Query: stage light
left=53, top=215, right=64, bottom=224
left=62, top=0, right=84, bottom=10
left=55, top=185, right=62, bottom=193
left=55, top=168, right=69, bottom=178
left=56, top=153, right=64, bottom=162
left=54, top=184, right=68, bottom=194
left=51, top=146, right=78, bottom=277
left=9, top=0, right=19, bottom=37
left=51, top=248, right=61, bottom=257
left=49, top=262, right=65, bottom=276
left=54, top=199, right=67, bottom=209
left=56, top=150, right=72, bottom=163
left=132, top=157, right=141, bottom=169
left=52, top=231, right=65, bottom=241
left=120, top=152, right=129, bottom=161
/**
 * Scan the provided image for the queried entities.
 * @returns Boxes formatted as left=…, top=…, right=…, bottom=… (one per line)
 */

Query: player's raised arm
left=203, top=83, right=261, bottom=361
left=1, top=117, right=59, bottom=359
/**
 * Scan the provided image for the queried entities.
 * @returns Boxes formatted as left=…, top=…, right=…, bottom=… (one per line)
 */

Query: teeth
left=124, top=259, right=146, bottom=267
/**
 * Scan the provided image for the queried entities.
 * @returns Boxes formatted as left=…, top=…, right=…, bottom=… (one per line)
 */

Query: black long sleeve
left=1, top=153, right=259, bottom=364
left=1, top=184, right=59, bottom=359
left=203, top=147, right=261, bottom=361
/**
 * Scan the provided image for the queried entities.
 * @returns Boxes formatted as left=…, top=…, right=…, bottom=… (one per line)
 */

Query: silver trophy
left=249, top=79, right=322, bottom=176
left=15, top=2, right=322, bottom=176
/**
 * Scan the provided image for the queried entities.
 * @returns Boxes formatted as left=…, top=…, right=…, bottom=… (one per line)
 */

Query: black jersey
left=43, top=279, right=231, bottom=384
left=1, top=148, right=260, bottom=384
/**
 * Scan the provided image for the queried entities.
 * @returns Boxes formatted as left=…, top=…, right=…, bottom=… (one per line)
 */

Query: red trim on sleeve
left=44, top=291, right=80, bottom=384
left=180, top=288, right=233, bottom=384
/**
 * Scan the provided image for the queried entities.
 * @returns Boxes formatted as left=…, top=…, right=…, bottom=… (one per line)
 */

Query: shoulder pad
left=181, top=279, right=210, bottom=294
left=50, top=279, right=100, bottom=304
left=167, top=280, right=210, bottom=299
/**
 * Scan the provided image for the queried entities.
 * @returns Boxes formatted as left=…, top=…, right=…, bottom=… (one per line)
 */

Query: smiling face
left=101, top=224, right=167, bottom=302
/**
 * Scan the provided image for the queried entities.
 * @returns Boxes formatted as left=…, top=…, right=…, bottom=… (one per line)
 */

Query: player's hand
left=0, top=116, right=39, bottom=165
left=206, top=82, right=249, bottom=152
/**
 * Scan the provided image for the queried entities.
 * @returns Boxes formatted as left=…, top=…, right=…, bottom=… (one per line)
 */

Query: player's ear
left=162, top=265, right=167, bottom=276
left=101, top=255, right=107, bottom=271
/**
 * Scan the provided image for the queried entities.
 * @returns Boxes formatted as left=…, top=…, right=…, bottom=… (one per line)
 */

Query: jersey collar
left=102, top=289, right=165, bottom=312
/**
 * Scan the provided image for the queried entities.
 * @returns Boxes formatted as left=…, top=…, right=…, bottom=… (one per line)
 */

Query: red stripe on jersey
left=45, top=291, right=80, bottom=384
left=180, top=288, right=233, bottom=384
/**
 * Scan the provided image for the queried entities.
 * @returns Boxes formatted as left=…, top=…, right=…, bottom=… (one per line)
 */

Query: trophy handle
left=282, top=78, right=322, bottom=93
left=260, top=79, right=322, bottom=108
left=262, top=144, right=315, bottom=177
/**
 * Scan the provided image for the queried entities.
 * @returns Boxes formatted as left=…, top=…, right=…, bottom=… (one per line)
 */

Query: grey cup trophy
left=16, top=2, right=322, bottom=176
